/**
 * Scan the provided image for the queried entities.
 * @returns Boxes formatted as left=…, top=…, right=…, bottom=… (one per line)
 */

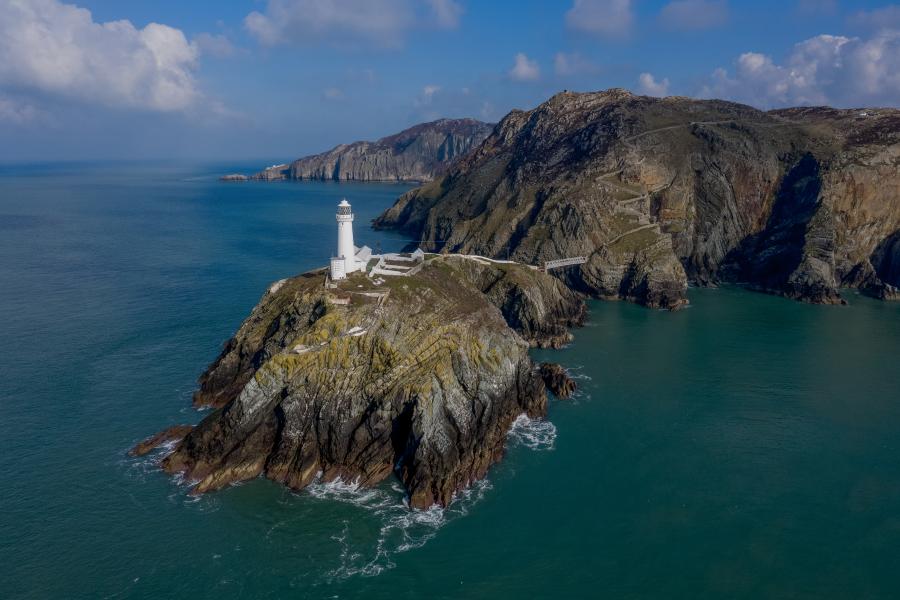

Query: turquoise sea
left=1, top=163, right=899, bottom=599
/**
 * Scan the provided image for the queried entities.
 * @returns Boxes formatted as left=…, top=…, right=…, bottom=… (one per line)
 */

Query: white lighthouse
left=331, top=198, right=358, bottom=280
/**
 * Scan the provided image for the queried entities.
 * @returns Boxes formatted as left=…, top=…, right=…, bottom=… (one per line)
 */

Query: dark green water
left=2, top=164, right=899, bottom=599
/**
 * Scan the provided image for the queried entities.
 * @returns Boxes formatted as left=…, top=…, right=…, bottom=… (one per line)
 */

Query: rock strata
left=374, top=90, right=900, bottom=306
left=246, top=118, right=493, bottom=183
left=142, top=257, right=584, bottom=508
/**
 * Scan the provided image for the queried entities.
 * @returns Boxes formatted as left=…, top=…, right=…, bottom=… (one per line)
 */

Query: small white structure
left=330, top=199, right=370, bottom=280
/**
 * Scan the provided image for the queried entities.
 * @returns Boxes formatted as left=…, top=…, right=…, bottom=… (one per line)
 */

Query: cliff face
left=141, top=257, right=583, bottom=508
left=250, top=118, right=493, bottom=183
left=374, top=90, right=900, bottom=306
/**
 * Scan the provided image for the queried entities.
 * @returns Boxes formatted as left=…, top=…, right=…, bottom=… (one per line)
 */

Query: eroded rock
left=375, top=90, right=900, bottom=306
left=148, top=258, right=584, bottom=508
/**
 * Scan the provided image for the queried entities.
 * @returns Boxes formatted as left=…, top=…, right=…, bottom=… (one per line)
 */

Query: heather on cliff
left=139, top=256, right=583, bottom=508
left=375, top=90, right=900, bottom=306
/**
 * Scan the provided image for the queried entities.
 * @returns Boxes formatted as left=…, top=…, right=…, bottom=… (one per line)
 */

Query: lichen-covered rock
left=374, top=90, right=900, bottom=306
left=248, top=119, right=493, bottom=183
left=145, top=258, right=584, bottom=508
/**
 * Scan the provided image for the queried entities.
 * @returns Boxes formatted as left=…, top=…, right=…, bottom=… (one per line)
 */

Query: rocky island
left=226, top=118, right=493, bottom=183
left=136, top=255, right=583, bottom=508
left=375, top=90, right=900, bottom=307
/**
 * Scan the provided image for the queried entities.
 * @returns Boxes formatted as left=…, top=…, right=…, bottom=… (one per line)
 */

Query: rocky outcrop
left=219, top=174, right=248, bottom=182
left=539, top=363, right=576, bottom=399
left=130, top=425, right=193, bottom=457
left=142, top=257, right=584, bottom=508
left=247, top=119, right=493, bottom=183
left=374, top=90, right=900, bottom=306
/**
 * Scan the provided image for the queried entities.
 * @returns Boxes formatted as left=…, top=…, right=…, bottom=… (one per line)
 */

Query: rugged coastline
left=374, top=90, right=900, bottom=307
left=223, top=118, right=493, bottom=184
left=136, top=256, right=582, bottom=508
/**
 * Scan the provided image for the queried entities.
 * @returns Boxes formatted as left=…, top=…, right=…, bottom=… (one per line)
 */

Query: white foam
left=507, top=414, right=557, bottom=451
left=300, top=475, right=490, bottom=581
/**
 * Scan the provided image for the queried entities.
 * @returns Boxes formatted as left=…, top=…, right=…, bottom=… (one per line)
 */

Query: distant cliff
left=375, top=90, right=900, bottom=307
left=243, top=118, right=493, bottom=183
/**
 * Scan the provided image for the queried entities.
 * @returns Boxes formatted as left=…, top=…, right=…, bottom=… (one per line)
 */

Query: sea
left=1, top=162, right=899, bottom=599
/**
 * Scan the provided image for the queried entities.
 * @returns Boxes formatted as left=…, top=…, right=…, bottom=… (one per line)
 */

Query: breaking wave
left=303, top=477, right=492, bottom=580
left=507, top=414, right=557, bottom=451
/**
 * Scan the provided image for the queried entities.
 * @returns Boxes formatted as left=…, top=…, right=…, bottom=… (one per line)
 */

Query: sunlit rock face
left=138, top=257, right=584, bottom=508
left=375, top=90, right=900, bottom=306
left=250, top=118, right=494, bottom=183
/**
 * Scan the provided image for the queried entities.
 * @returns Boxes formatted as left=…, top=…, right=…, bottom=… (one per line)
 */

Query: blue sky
left=1, top=0, right=898, bottom=160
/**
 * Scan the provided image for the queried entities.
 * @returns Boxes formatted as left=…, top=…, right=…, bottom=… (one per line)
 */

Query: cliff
left=137, top=256, right=583, bottom=508
left=374, top=90, right=900, bottom=306
left=245, top=118, right=493, bottom=183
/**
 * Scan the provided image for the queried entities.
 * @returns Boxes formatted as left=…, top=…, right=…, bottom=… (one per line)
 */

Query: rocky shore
left=374, top=90, right=900, bottom=307
left=136, top=256, right=583, bottom=508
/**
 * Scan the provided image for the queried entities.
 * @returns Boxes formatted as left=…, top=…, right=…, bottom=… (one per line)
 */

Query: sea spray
left=507, top=414, right=557, bottom=451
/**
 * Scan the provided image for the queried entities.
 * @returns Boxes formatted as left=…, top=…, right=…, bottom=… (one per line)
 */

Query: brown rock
left=129, top=425, right=194, bottom=457
left=540, top=363, right=576, bottom=399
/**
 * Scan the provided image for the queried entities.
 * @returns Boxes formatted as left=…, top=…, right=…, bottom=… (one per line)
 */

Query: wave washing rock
left=374, top=90, right=900, bottom=306
left=244, top=118, right=493, bottom=183
left=137, top=256, right=584, bottom=508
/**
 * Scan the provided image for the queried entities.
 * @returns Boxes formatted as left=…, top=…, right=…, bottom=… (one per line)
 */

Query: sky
left=0, top=0, right=898, bottom=161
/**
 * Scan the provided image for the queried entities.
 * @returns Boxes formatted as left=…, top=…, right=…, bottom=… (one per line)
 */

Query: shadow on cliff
left=717, top=153, right=841, bottom=303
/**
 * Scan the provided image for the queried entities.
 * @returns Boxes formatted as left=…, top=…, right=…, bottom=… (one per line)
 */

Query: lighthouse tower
left=330, top=199, right=356, bottom=280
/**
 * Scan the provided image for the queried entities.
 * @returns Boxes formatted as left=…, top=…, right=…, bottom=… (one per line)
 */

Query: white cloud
left=245, top=0, right=459, bottom=47
left=323, top=87, right=345, bottom=100
left=565, top=0, right=634, bottom=38
left=423, top=85, right=441, bottom=100
left=193, top=33, right=237, bottom=58
left=701, top=30, right=900, bottom=108
left=0, top=0, right=200, bottom=113
left=659, top=0, right=728, bottom=31
left=637, top=73, right=670, bottom=96
left=554, top=52, right=598, bottom=76
left=425, top=0, right=463, bottom=28
left=413, top=84, right=442, bottom=108
left=850, top=6, right=900, bottom=31
left=509, top=53, right=541, bottom=82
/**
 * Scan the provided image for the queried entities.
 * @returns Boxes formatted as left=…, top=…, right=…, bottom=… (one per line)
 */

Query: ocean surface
left=1, top=163, right=899, bottom=599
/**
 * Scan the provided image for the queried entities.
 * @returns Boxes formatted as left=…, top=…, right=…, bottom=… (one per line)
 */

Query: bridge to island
left=543, top=256, right=587, bottom=271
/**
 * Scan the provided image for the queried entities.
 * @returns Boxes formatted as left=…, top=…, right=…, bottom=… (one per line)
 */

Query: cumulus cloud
left=659, top=0, right=728, bottom=31
left=701, top=30, right=900, bottom=108
left=0, top=0, right=201, bottom=113
left=565, top=0, right=634, bottom=38
left=509, top=53, right=541, bottom=82
left=554, top=52, right=598, bottom=76
left=637, top=73, right=670, bottom=96
left=245, top=0, right=459, bottom=47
